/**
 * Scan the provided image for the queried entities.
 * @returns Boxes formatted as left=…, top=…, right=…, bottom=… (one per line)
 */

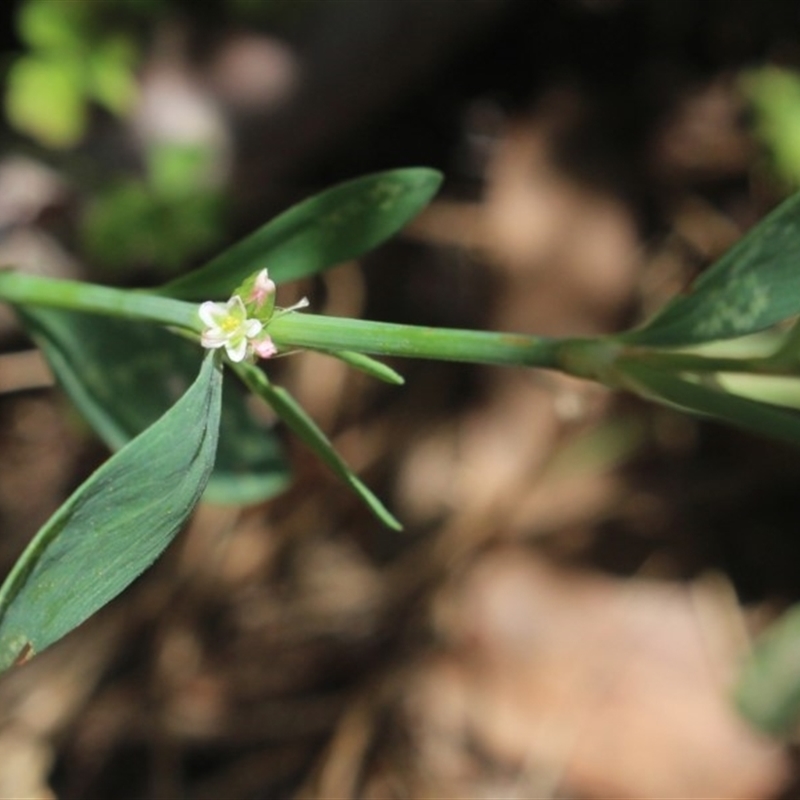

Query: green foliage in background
left=5, top=0, right=229, bottom=276
left=742, top=65, right=800, bottom=188
left=6, top=0, right=139, bottom=148
left=82, top=143, right=226, bottom=274
left=737, top=604, right=800, bottom=736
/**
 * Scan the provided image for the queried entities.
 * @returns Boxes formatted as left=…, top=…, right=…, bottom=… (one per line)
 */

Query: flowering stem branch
left=0, top=271, right=566, bottom=371
left=4, top=271, right=796, bottom=380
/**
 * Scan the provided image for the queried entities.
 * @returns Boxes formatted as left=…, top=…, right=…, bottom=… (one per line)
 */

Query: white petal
left=199, top=301, right=227, bottom=327
left=201, top=330, right=227, bottom=348
left=227, top=295, right=248, bottom=318
left=226, top=337, right=249, bottom=362
left=244, top=319, right=263, bottom=337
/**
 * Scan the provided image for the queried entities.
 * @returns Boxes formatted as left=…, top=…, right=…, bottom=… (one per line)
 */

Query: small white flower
left=199, top=296, right=263, bottom=362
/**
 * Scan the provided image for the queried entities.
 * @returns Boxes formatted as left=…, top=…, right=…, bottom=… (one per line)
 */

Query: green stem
left=0, top=271, right=198, bottom=329
left=267, top=312, right=562, bottom=368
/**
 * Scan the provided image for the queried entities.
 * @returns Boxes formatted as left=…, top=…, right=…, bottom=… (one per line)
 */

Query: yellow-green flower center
left=219, top=314, right=242, bottom=335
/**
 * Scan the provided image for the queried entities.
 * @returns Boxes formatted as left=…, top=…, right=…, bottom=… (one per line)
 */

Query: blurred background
left=2, top=0, right=800, bottom=797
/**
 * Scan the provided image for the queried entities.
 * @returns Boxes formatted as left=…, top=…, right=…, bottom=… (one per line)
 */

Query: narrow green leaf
left=316, top=349, right=405, bottom=385
left=619, top=360, right=800, bottom=445
left=0, top=353, right=222, bottom=673
left=736, top=603, right=800, bottom=736
left=714, top=374, right=800, bottom=410
left=620, top=191, right=800, bottom=346
left=161, top=168, right=443, bottom=300
left=234, top=362, right=402, bottom=530
left=19, top=307, right=289, bottom=505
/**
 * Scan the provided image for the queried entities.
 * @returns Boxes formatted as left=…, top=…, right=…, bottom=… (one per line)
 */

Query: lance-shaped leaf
left=620, top=191, right=800, bottom=347
left=618, top=360, right=800, bottom=445
left=19, top=306, right=289, bottom=505
left=0, top=353, right=222, bottom=673
left=161, top=168, right=443, bottom=299
left=234, top=362, right=402, bottom=530
left=736, top=603, right=800, bottom=737
left=315, top=349, right=405, bottom=385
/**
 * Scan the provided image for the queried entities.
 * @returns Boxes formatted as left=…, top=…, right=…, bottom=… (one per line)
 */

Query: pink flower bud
left=249, top=269, right=276, bottom=309
left=252, top=334, right=278, bottom=359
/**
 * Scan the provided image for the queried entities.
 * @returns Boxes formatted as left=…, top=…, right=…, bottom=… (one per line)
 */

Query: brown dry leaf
left=205, top=33, right=299, bottom=113
left=409, top=111, right=642, bottom=338
left=0, top=726, right=55, bottom=800
left=396, top=550, right=791, bottom=799
left=0, top=616, right=122, bottom=800
left=650, top=76, right=753, bottom=180
left=0, top=350, right=53, bottom=394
